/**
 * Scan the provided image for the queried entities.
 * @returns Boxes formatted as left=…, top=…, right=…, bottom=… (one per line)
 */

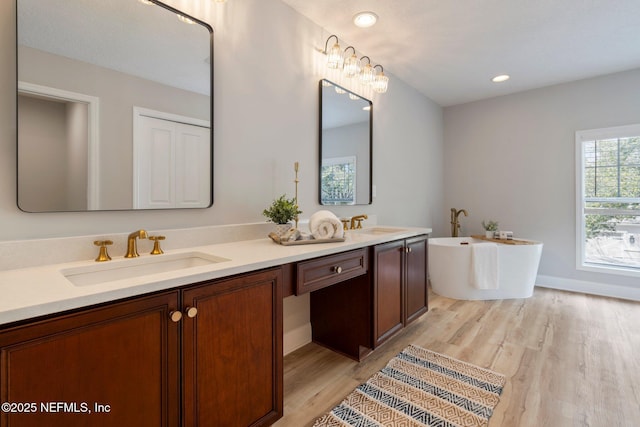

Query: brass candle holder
left=294, top=161, right=300, bottom=229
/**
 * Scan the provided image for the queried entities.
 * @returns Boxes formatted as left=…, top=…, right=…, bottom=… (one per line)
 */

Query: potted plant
left=263, top=194, right=302, bottom=236
left=482, top=220, right=499, bottom=238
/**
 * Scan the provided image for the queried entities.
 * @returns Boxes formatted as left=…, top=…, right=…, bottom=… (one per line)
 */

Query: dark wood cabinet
left=404, top=236, right=429, bottom=324
left=373, top=235, right=428, bottom=347
left=182, top=268, right=283, bottom=427
left=0, top=268, right=283, bottom=427
left=307, top=249, right=372, bottom=360
left=0, top=292, right=181, bottom=427
left=307, top=235, right=428, bottom=360
left=296, top=248, right=367, bottom=295
left=372, top=239, right=405, bottom=347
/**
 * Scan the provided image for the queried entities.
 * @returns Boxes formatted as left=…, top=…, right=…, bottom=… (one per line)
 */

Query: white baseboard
left=536, top=275, right=640, bottom=301
left=283, top=322, right=312, bottom=356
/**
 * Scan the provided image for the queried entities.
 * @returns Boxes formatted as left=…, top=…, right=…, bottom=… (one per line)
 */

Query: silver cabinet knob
left=333, top=266, right=343, bottom=274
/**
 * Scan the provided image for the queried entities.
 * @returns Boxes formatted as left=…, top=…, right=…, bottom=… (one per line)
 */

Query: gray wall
left=443, top=68, right=640, bottom=291
left=0, top=0, right=444, bottom=241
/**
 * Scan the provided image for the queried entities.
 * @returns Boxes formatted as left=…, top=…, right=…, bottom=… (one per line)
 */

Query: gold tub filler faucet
left=450, top=208, right=468, bottom=237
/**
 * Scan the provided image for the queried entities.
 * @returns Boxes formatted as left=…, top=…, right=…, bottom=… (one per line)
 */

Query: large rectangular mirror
left=319, top=79, right=372, bottom=205
left=17, top=0, right=213, bottom=212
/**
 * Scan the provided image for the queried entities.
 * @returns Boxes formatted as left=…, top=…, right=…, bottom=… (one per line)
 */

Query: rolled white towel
left=308, top=210, right=344, bottom=240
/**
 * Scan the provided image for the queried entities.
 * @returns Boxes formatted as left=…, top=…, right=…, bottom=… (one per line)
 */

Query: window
left=321, top=156, right=356, bottom=205
left=576, top=124, right=640, bottom=276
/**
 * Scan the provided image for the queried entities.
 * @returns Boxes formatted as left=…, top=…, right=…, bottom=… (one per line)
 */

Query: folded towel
left=470, top=242, right=499, bottom=289
left=308, top=210, right=344, bottom=240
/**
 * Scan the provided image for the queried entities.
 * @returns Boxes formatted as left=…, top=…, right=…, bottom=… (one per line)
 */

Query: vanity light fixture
left=359, top=56, right=375, bottom=85
left=324, top=35, right=343, bottom=69
left=343, top=47, right=361, bottom=78
left=353, top=11, right=378, bottom=28
left=372, top=65, right=389, bottom=93
left=334, top=86, right=346, bottom=94
left=320, top=35, right=389, bottom=94
left=491, top=74, right=510, bottom=83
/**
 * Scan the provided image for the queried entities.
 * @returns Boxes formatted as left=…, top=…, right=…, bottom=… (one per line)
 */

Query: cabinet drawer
left=296, top=248, right=368, bottom=294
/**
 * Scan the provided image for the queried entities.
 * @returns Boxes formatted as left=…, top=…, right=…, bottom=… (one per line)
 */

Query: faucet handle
left=148, top=235, right=165, bottom=255
left=340, top=218, right=349, bottom=231
left=93, top=240, right=113, bottom=262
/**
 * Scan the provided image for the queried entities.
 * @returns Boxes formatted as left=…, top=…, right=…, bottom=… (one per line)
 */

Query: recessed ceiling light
left=491, top=74, right=510, bottom=83
left=353, top=11, right=378, bottom=28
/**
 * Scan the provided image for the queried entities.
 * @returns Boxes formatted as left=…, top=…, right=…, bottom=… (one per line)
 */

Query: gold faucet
left=450, top=208, right=468, bottom=237
left=350, top=214, right=368, bottom=230
left=125, top=229, right=148, bottom=258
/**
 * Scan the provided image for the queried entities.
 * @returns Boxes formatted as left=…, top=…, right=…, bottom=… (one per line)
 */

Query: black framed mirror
left=17, top=0, right=213, bottom=212
left=319, top=79, right=372, bottom=205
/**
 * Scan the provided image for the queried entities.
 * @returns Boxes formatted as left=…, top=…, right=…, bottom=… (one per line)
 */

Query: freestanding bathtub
left=429, top=237, right=543, bottom=300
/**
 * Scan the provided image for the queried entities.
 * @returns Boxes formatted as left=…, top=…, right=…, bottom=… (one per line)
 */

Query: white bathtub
left=429, top=237, right=543, bottom=300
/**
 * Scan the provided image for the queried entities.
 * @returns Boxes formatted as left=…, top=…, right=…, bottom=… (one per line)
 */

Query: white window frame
left=575, top=123, right=640, bottom=278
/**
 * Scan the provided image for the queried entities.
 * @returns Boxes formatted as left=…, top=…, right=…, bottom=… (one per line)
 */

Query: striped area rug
left=312, top=344, right=506, bottom=427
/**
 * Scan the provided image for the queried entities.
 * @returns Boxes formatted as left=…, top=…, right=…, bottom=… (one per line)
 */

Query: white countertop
left=0, top=226, right=430, bottom=326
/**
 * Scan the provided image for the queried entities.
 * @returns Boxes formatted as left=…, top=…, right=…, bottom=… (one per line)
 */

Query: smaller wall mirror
left=319, top=80, right=372, bottom=205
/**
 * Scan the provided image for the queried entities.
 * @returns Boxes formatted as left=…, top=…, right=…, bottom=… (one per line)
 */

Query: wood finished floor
left=273, top=287, right=640, bottom=427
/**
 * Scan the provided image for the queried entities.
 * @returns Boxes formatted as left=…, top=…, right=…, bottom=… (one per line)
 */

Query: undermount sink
left=61, top=252, right=230, bottom=286
left=352, top=227, right=407, bottom=235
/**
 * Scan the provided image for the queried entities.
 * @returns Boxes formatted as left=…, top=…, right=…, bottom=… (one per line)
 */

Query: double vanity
left=0, top=225, right=430, bottom=427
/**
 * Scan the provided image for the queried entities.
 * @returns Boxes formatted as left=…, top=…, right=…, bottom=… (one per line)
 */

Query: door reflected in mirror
left=319, top=79, right=372, bottom=206
left=17, top=0, right=213, bottom=212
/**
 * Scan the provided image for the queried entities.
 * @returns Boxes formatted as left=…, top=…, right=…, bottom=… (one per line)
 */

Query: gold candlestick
left=294, top=161, right=299, bottom=229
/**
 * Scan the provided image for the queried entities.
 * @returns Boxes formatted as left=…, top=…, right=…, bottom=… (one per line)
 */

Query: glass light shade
left=334, top=86, right=346, bottom=94
left=326, top=43, right=343, bottom=69
left=372, top=72, right=389, bottom=93
left=343, top=53, right=361, bottom=78
left=360, top=62, right=375, bottom=85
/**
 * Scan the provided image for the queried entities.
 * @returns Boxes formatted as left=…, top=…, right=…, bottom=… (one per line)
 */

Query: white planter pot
left=274, top=223, right=293, bottom=238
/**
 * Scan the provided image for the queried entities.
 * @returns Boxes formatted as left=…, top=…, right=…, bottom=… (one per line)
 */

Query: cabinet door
left=0, top=292, right=180, bottom=427
left=405, top=236, right=429, bottom=324
left=372, top=240, right=404, bottom=347
left=182, top=268, right=283, bottom=427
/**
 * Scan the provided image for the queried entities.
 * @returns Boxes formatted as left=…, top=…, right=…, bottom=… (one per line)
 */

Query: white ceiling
left=281, top=0, right=640, bottom=106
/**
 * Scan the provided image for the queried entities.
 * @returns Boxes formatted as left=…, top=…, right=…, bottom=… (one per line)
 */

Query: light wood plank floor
left=273, top=287, right=640, bottom=427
